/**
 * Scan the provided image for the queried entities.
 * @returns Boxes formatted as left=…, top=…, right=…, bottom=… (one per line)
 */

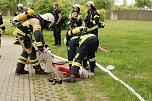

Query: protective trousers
left=70, top=36, right=99, bottom=76
left=53, top=24, right=61, bottom=45
left=16, top=35, right=41, bottom=72
left=67, top=37, right=78, bottom=69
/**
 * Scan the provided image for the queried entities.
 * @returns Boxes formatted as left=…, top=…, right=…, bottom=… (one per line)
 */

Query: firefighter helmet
left=39, top=13, right=54, bottom=24
left=73, top=4, right=80, bottom=8
left=87, top=1, right=94, bottom=6
left=39, top=13, right=55, bottom=28
left=17, top=4, right=24, bottom=8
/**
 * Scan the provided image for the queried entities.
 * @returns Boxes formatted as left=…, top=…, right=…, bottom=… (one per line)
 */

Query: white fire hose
left=52, top=54, right=146, bottom=101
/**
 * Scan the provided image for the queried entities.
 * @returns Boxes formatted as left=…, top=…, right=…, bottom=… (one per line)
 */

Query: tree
left=123, top=0, right=127, bottom=6
left=135, top=0, right=152, bottom=8
left=94, top=0, right=114, bottom=10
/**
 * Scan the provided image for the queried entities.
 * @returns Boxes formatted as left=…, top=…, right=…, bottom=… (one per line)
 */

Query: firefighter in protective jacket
left=83, top=1, right=105, bottom=69
left=84, top=1, right=101, bottom=37
left=13, top=12, right=54, bottom=74
left=65, top=4, right=83, bottom=69
left=63, top=27, right=99, bottom=82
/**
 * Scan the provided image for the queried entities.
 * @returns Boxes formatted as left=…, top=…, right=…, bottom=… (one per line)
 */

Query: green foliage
left=34, top=0, right=53, bottom=14
left=0, top=0, right=17, bottom=10
left=75, top=0, right=114, bottom=10
left=135, top=0, right=152, bottom=8
left=58, top=1, right=72, bottom=29
left=112, top=4, right=137, bottom=10
left=94, top=0, right=114, bottom=10
left=97, top=9, right=106, bottom=21
left=80, top=5, right=87, bottom=20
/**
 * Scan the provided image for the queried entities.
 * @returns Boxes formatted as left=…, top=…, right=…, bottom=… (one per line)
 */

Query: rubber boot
left=14, top=37, right=20, bottom=45
left=89, top=61, right=96, bottom=73
left=63, top=75, right=76, bottom=83
left=15, top=63, right=29, bottom=75
left=82, top=59, right=89, bottom=70
left=34, top=65, right=46, bottom=74
left=29, top=47, right=45, bottom=74
left=63, top=66, right=79, bottom=83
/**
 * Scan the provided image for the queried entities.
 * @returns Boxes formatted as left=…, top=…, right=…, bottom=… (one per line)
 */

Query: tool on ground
left=48, top=77, right=62, bottom=85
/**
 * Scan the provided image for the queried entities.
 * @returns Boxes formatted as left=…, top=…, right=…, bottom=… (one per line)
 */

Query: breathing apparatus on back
left=12, top=9, right=34, bottom=22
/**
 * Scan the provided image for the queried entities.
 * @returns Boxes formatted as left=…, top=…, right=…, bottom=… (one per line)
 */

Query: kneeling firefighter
left=63, top=27, right=99, bottom=82
left=13, top=11, right=54, bottom=74
left=65, top=4, right=83, bottom=69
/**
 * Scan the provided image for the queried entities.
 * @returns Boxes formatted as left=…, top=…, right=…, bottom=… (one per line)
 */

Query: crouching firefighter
left=63, top=27, right=99, bottom=82
left=13, top=12, right=54, bottom=74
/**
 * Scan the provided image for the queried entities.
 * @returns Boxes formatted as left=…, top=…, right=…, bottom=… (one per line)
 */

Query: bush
left=0, top=0, right=18, bottom=10
left=59, top=3, right=72, bottom=29
left=80, top=5, right=88, bottom=20
left=97, top=9, right=106, bottom=21
left=34, top=0, right=53, bottom=14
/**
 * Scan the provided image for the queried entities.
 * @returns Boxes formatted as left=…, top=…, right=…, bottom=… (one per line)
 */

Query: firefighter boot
left=63, top=75, right=76, bottom=83
left=34, top=65, right=46, bottom=74
left=63, top=66, right=79, bottom=83
left=89, top=61, right=96, bottom=73
left=15, top=63, right=29, bottom=74
left=29, top=47, right=46, bottom=74
left=15, top=51, right=29, bottom=74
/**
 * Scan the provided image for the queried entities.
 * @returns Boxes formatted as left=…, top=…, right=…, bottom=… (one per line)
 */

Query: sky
left=115, top=0, right=135, bottom=5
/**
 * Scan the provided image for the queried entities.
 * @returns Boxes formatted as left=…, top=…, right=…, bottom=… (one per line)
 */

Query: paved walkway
left=0, top=36, right=35, bottom=101
left=0, top=36, right=75, bottom=101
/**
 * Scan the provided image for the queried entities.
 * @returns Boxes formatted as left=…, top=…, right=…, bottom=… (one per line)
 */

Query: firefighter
left=0, top=12, right=6, bottom=57
left=13, top=4, right=25, bottom=45
left=68, top=4, right=82, bottom=29
left=84, top=1, right=100, bottom=37
left=13, top=12, right=54, bottom=74
left=65, top=4, right=83, bottom=69
left=83, top=1, right=105, bottom=69
left=52, top=2, right=62, bottom=46
left=63, top=27, right=99, bottom=82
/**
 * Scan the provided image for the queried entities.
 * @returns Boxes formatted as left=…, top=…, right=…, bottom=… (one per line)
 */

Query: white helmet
left=17, top=4, right=24, bottom=8
left=39, top=13, right=55, bottom=24
left=73, top=4, right=80, bottom=8
left=87, top=1, right=94, bottom=6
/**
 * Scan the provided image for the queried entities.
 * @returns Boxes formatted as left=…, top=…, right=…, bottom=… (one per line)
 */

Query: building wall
left=1, top=9, right=16, bottom=16
left=106, top=10, right=152, bottom=20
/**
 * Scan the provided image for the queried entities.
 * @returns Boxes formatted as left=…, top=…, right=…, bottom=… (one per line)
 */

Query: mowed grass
left=3, top=16, right=152, bottom=101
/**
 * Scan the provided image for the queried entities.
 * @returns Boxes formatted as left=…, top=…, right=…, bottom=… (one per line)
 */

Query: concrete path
left=0, top=36, right=75, bottom=101
left=0, top=36, right=35, bottom=101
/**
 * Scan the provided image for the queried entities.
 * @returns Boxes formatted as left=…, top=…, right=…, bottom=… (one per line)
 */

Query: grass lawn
left=3, top=16, right=152, bottom=101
